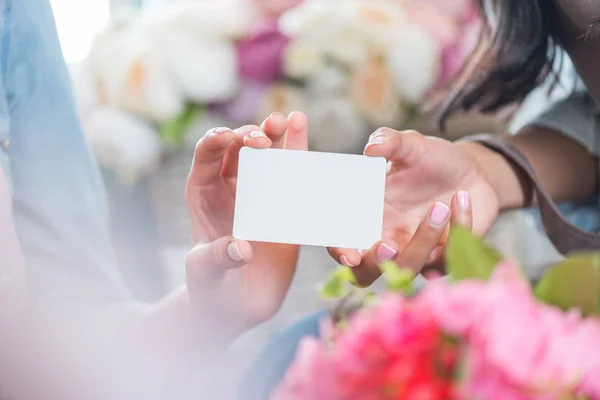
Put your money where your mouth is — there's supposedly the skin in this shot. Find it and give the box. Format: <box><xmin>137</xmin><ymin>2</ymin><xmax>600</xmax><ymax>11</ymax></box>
<box><xmin>330</xmin><ymin>0</ymin><xmax>600</xmax><ymax>285</ymax></box>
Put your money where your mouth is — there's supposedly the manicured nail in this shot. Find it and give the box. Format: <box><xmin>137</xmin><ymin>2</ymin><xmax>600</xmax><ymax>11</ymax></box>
<box><xmin>270</xmin><ymin>112</ymin><xmax>284</xmax><ymax>118</ymax></box>
<box><xmin>376</xmin><ymin>243</ymin><xmax>397</xmax><ymax>262</ymax></box>
<box><xmin>364</xmin><ymin>137</ymin><xmax>385</xmax><ymax>152</ymax></box>
<box><xmin>340</xmin><ymin>255</ymin><xmax>355</xmax><ymax>267</ymax></box>
<box><xmin>249</xmin><ymin>130</ymin><xmax>267</xmax><ymax>139</ymax></box>
<box><xmin>209</xmin><ymin>127</ymin><xmax>229</xmax><ymax>135</ymax></box>
<box><xmin>457</xmin><ymin>191</ymin><xmax>470</xmax><ymax>210</ymax></box>
<box><xmin>430</xmin><ymin>202</ymin><xmax>450</xmax><ymax>226</ymax></box>
<box><xmin>227</xmin><ymin>242</ymin><xmax>245</xmax><ymax>262</ymax></box>
<box><xmin>370</xmin><ymin>129</ymin><xmax>385</xmax><ymax>139</ymax></box>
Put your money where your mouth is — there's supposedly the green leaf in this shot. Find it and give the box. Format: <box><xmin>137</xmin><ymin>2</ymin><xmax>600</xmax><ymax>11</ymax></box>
<box><xmin>446</xmin><ymin>226</ymin><xmax>503</xmax><ymax>282</ymax></box>
<box><xmin>534</xmin><ymin>253</ymin><xmax>600</xmax><ymax>316</ymax></box>
<box><xmin>379</xmin><ymin>261</ymin><xmax>415</xmax><ymax>294</ymax></box>
<box><xmin>318</xmin><ymin>266</ymin><xmax>357</xmax><ymax>299</ymax></box>
<box><xmin>158</xmin><ymin>104</ymin><xmax>203</xmax><ymax>149</ymax></box>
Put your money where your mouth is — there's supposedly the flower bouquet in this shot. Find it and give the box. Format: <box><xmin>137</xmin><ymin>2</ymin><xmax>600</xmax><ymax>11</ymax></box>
<box><xmin>72</xmin><ymin>0</ymin><xmax>481</xmax><ymax>183</ymax></box>
<box><xmin>273</xmin><ymin>228</ymin><xmax>600</xmax><ymax>400</ymax></box>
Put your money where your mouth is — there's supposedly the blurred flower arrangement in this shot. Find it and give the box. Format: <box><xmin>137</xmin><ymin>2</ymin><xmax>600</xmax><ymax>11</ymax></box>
<box><xmin>273</xmin><ymin>228</ymin><xmax>600</xmax><ymax>400</ymax></box>
<box><xmin>72</xmin><ymin>0</ymin><xmax>481</xmax><ymax>183</ymax></box>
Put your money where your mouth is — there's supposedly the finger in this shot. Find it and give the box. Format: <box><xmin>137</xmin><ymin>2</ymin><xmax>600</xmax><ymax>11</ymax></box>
<box><xmin>260</xmin><ymin>112</ymin><xmax>288</xmax><ymax>148</ymax></box>
<box><xmin>349</xmin><ymin>240</ymin><xmax>402</xmax><ymax>286</ymax></box>
<box><xmin>452</xmin><ymin>190</ymin><xmax>473</xmax><ymax>230</ymax></box>
<box><xmin>188</xmin><ymin>127</ymin><xmax>237</xmax><ymax>186</ymax></box>
<box><xmin>422</xmin><ymin>192</ymin><xmax>473</xmax><ymax>276</ymax></box>
<box><xmin>363</xmin><ymin>128</ymin><xmax>425</xmax><ymax>168</ymax></box>
<box><xmin>394</xmin><ymin>201</ymin><xmax>451</xmax><ymax>275</ymax></box>
<box><xmin>327</xmin><ymin>247</ymin><xmax>362</xmax><ymax>268</ymax></box>
<box><xmin>284</xmin><ymin>111</ymin><xmax>308</xmax><ymax>151</ymax></box>
<box><xmin>186</xmin><ymin>237</ymin><xmax>252</xmax><ymax>291</ymax></box>
<box><xmin>221</xmin><ymin>125</ymin><xmax>271</xmax><ymax>177</ymax></box>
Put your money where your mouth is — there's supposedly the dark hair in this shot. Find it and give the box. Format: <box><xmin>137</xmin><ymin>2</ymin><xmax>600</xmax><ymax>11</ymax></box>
<box><xmin>439</xmin><ymin>0</ymin><xmax>560</xmax><ymax>125</ymax></box>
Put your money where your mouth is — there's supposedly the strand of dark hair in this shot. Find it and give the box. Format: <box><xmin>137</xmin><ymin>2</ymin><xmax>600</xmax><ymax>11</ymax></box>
<box><xmin>438</xmin><ymin>0</ymin><xmax>560</xmax><ymax>128</ymax></box>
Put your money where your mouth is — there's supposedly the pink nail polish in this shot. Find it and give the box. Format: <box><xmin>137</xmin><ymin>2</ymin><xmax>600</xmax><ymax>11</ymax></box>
<box><xmin>340</xmin><ymin>255</ymin><xmax>355</xmax><ymax>267</ymax></box>
<box><xmin>376</xmin><ymin>243</ymin><xmax>397</xmax><ymax>262</ymax></box>
<box><xmin>430</xmin><ymin>202</ymin><xmax>450</xmax><ymax>225</ymax></box>
<box><xmin>457</xmin><ymin>191</ymin><xmax>470</xmax><ymax>210</ymax></box>
<box><xmin>227</xmin><ymin>242</ymin><xmax>244</xmax><ymax>262</ymax></box>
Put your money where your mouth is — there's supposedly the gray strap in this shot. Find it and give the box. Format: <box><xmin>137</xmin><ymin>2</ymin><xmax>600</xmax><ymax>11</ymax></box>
<box><xmin>462</xmin><ymin>134</ymin><xmax>600</xmax><ymax>254</ymax></box>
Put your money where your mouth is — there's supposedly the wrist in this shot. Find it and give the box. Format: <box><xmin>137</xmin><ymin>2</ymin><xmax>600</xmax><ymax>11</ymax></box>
<box><xmin>457</xmin><ymin>140</ymin><xmax>532</xmax><ymax>211</ymax></box>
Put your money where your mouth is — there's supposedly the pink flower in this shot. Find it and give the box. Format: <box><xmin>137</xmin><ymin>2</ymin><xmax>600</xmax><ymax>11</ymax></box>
<box><xmin>236</xmin><ymin>20</ymin><xmax>290</xmax><ymax>84</ymax></box>
<box><xmin>440</xmin><ymin>18</ymin><xmax>482</xmax><ymax>83</ymax></box>
<box><xmin>271</xmin><ymin>337</ymin><xmax>340</xmax><ymax>400</ymax></box>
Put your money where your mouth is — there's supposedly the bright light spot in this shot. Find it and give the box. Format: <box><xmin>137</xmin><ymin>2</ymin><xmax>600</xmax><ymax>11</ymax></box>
<box><xmin>50</xmin><ymin>0</ymin><xmax>111</xmax><ymax>64</ymax></box>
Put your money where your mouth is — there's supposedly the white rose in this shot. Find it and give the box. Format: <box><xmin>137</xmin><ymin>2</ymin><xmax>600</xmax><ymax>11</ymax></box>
<box><xmin>255</xmin><ymin>83</ymin><xmax>307</xmax><ymax>124</ymax></box>
<box><xmin>156</xmin><ymin>30</ymin><xmax>238</xmax><ymax>104</ymax></box>
<box><xmin>306</xmin><ymin>96</ymin><xmax>369</xmax><ymax>154</ymax></box>
<box><xmin>386</xmin><ymin>24</ymin><xmax>440</xmax><ymax>104</ymax></box>
<box><xmin>283</xmin><ymin>40</ymin><xmax>325</xmax><ymax>79</ymax></box>
<box><xmin>349</xmin><ymin>58</ymin><xmax>405</xmax><ymax>126</ymax></box>
<box><xmin>90</xmin><ymin>28</ymin><xmax>184</xmax><ymax>122</ymax></box>
<box><xmin>87</xmin><ymin>107</ymin><xmax>162</xmax><ymax>182</ymax></box>
<box><xmin>307</xmin><ymin>64</ymin><xmax>349</xmax><ymax>96</ymax></box>
<box><xmin>141</xmin><ymin>0</ymin><xmax>257</xmax><ymax>40</ymax></box>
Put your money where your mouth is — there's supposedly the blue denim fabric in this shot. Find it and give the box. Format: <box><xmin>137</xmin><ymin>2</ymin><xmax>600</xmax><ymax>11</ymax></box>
<box><xmin>238</xmin><ymin>311</ymin><xmax>327</xmax><ymax>400</ymax></box>
<box><xmin>0</xmin><ymin>0</ymin><xmax>134</xmax><ymax>312</ymax></box>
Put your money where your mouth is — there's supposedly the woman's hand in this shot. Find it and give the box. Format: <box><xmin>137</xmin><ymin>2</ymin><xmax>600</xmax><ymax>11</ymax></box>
<box><xmin>184</xmin><ymin>112</ymin><xmax>308</xmax><ymax>331</ymax></box>
<box><xmin>329</xmin><ymin>128</ymin><xmax>500</xmax><ymax>286</ymax></box>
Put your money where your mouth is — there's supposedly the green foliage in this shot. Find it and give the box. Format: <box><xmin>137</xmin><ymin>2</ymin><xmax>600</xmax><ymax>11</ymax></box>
<box><xmin>379</xmin><ymin>261</ymin><xmax>415</xmax><ymax>295</ymax></box>
<box><xmin>318</xmin><ymin>266</ymin><xmax>357</xmax><ymax>300</ymax></box>
<box><xmin>158</xmin><ymin>104</ymin><xmax>203</xmax><ymax>148</ymax></box>
<box><xmin>446</xmin><ymin>226</ymin><xmax>503</xmax><ymax>282</ymax></box>
<box><xmin>534</xmin><ymin>253</ymin><xmax>600</xmax><ymax>316</ymax></box>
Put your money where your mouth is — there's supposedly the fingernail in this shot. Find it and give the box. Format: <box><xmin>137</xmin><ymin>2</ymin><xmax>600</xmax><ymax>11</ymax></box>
<box><xmin>227</xmin><ymin>242</ymin><xmax>245</xmax><ymax>262</ymax></box>
<box><xmin>209</xmin><ymin>127</ymin><xmax>229</xmax><ymax>135</ymax></box>
<box><xmin>457</xmin><ymin>191</ymin><xmax>470</xmax><ymax>210</ymax></box>
<box><xmin>370</xmin><ymin>128</ymin><xmax>385</xmax><ymax>139</ymax></box>
<box><xmin>249</xmin><ymin>130</ymin><xmax>267</xmax><ymax>139</ymax></box>
<box><xmin>430</xmin><ymin>202</ymin><xmax>450</xmax><ymax>226</ymax></box>
<box><xmin>364</xmin><ymin>137</ymin><xmax>385</xmax><ymax>152</ymax></box>
<box><xmin>340</xmin><ymin>255</ymin><xmax>355</xmax><ymax>267</ymax></box>
<box><xmin>270</xmin><ymin>112</ymin><xmax>284</xmax><ymax>118</ymax></box>
<box><xmin>376</xmin><ymin>243</ymin><xmax>397</xmax><ymax>262</ymax></box>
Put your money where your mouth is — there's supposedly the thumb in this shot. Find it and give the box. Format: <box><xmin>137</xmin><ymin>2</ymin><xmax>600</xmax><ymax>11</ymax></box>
<box><xmin>363</xmin><ymin>128</ymin><xmax>425</xmax><ymax>167</ymax></box>
<box><xmin>186</xmin><ymin>237</ymin><xmax>252</xmax><ymax>291</ymax></box>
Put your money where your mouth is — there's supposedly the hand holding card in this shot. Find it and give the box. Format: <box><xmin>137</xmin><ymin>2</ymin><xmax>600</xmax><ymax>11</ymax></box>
<box><xmin>233</xmin><ymin>147</ymin><xmax>386</xmax><ymax>249</ymax></box>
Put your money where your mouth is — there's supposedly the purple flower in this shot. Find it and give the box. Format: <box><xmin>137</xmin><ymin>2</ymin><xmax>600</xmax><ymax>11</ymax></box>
<box><xmin>236</xmin><ymin>20</ymin><xmax>290</xmax><ymax>84</ymax></box>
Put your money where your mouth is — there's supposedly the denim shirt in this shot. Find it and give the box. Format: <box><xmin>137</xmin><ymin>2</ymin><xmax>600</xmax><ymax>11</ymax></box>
<box><xmin>0</xmin><ymin>0</ymin><xmax>136</xmax><ymax>317</ymax></box>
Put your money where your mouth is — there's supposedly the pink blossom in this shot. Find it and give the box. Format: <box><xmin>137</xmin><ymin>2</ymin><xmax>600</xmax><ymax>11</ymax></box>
<box><xmin>236</xmin><ymin>20</ymin><xmax>290</xmax><ymax>84</ymax></box>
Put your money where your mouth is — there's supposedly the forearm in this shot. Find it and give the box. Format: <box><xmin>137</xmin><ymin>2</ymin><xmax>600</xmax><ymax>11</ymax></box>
<box><xmin>459</xmin><ymin>126</ymin><xmax>598</xmax><ymax>210</ymax></box>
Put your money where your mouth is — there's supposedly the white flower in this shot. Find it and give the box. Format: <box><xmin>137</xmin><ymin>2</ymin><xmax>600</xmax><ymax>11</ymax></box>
<box><xmin>155</xmin><ymin>30</ymin><xmax>239</xmax><ymax>104</ymax></box>
<box><xmin>386</xmin><ymin>24</ymin><xmax>441</xmax><ymax>104</ymax></box>
<box><xmin>89</xmin><ymin>28</ymin><xmax>185</xmax><ymax>122</ymax></box>
<box><xmin>255</xmin><ymin>83</ymin><xmax>307</xmax><ymax>124</ymax></box>
<box><xmin>350</xmin><ymin>58</ymin><xmax>405</xmax><ymax>126</ymax></box>
<box><xmin>306</xmin><ymin>96</ymin><xmax>369</xmax><ymax>154</ymax></box>
<box><xmin>283</xmin><ymin>40</ymin><xmax>325</xmax><ymax>79</ymax></box>
<box><xmin>86</xmin><ymin>107</ymin><xmax>162</xmax><ymax>181</ymax></box>
<box><xmin>307</xmin><ymin>64</ymin><xmax>349</xmax><ymax>96</ymax></box>
<box><xmin>140</xmin><ymin>0</ymin><xmax>257</xmax><ymax>40</ymax></box>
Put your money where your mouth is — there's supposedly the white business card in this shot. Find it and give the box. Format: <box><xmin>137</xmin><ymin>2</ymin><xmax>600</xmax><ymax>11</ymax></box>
<box><xmin>233</xmin><ymin>147</ymin><xmax>386</xmax><ymax>249</ymax></box>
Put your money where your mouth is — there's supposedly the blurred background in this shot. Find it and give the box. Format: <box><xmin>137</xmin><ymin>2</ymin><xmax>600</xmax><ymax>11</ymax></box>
<box><xmin>52</xmin><ymin>0</ymin><xmax>585</xmax><ymax>396</ymax></box>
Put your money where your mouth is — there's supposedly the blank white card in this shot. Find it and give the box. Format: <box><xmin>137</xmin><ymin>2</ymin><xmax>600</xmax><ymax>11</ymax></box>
<box><xmin>233</xmin><ymin>147</ymin><xmax>386</xmax><ymax>249</ymax></box>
